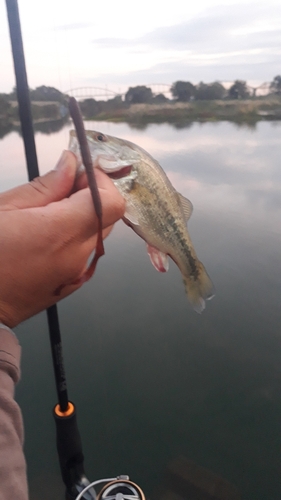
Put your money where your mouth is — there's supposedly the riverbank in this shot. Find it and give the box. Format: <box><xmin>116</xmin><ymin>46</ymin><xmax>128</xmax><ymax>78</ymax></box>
<box><xmin>90</xmin><ymin>96</ymin><xmax>281</xmax><ymax>125</ymax></box>
<box><xmin>1</xmin><ymin>96</ymin><xmax>281</xmax><ymax>138</ymax></box>
<box><xmin>0</xmin><ymin>100</ymin><xmax>67</xmax><ymax>124</ymax></box>
<box><xmin>0</xmin><ymin>100</ymin><xmax>69</xmax><ymax>138</ymax></box>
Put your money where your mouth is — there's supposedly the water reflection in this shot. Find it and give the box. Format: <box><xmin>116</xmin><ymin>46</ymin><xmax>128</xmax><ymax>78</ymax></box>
<box><xmin>152</xmin><ymin>456</ymin><xmax>241</xmax><ymax>499</ymax></box>
<box><xmin>33</xmin><ymin>116</ymin><xmax>70</xmax><ymax>134</ymax></box>
<box><xmin>0</xmin><ymin>121</ymin><xmax>280</xmax><ymax>500</ymax></box>
<box><xmin>0</xmin><ymin>116</ymin><xmax>69</xmax><ymax>140</ymax></box>
<box><xmin>0</xmin><ymin>121</ymin><xmax>14</xmax><ymax>139</ymax></box>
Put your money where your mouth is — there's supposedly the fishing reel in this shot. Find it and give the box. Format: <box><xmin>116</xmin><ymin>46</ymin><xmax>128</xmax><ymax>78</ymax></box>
<box><xmin>69</xmin><ymin>475</ymin><xmax>145</xmax><ymax>500</ymax></box>
<box><xmin>53</xmin><ymin>402</ymin><xmax>145</xmax><ymax>500</ymax></box>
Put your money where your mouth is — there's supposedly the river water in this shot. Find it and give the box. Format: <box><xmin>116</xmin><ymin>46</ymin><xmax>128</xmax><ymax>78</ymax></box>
<box><xmin>1</xmin><ymin>120</ymin><xmax>281</xmax><ymax>499</ymax></box>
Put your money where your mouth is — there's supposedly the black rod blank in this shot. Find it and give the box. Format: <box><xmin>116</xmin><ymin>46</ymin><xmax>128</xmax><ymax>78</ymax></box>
<box><xmin>47</xmin><ymin>305</ymin><xmax>69</xmax><ymax>411</ymax></box>
<box><xmin>5</xmin><ymin>0</ymin><xmax>39</xmax><ymax>180</ymax></box>
<box><xmin>5</xmin><ymin>0</ymin><xmax>69</xmax><ymax>411</ymax></box>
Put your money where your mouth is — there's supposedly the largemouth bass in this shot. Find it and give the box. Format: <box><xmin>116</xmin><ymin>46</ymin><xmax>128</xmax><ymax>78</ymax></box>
<box><xmin>69</xmin><ymin>130</ymin><xmax>214</xmax><ymax>312</ymax></box>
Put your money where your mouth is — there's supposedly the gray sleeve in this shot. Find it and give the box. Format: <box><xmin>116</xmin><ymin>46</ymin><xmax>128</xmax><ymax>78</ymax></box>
<box><xmin>0</xmin><ymin>327</ymin><xmax>28</xmax><ymax>500</ymax></box>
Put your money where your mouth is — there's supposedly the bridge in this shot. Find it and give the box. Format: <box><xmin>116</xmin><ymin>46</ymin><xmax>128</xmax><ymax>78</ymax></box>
<box><xmin>65</xmin><ymin>82</ymin><xmax>271</xmax><ymax>101</ymax></box>
<box><xmin>64</xmin><ymin>87</ymin><xmax>121</xmax><ymax>100</ymax></box>
<box><xmin>248</xmin><ymin>82</ymin><xmax>271</xmax><ymax>96</ymax></box>
<box><xmin>218</xmin><ymin>81</ymin><xmax>271</xmax><ymax>96</ymax></box>
<box><xmin>64</xmin><ymin>84</ymin><xmax>172</xmax><ymax>100</ymax></box>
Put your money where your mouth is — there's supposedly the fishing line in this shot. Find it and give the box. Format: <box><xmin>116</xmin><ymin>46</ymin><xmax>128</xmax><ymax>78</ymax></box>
<box><xmin>51</xmin><ymin>0</ymin><xmax>79</xmax><ymax>149</ymax></box>
<box><xmin>52</xmin><ymin>17</ymin><xmax>63</xmax><ymax>100</ymax></box>
<box><xmin>51</xmin><ymin>16</ymin><xmax>70</xmax><ymax>145</ymax></box>
<box><xmin>75</xmin><ymin>478</ymin><xmax>115</xmax><ymax>500</ymax></box>
<box><xmin>59</xmin><ymin>0</ymin><xmax>74</xmax><ymax>94</ymax></box>
<box><xmin>65</xmin><ymin>27</ymin><xmax>74</xmax><ymax>94</ymax></box>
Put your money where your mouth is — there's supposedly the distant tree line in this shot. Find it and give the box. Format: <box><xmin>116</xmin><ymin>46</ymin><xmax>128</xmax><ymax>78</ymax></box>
<box><xmin>270</xmin><ymin>75</ymin><xmax>281</xmax><ymax>94</ymax></box>
<box><xmin>3</xmin><ymin>85</ymin><xmax>67</xmax><ymax>103</ymax></box>
<box><xmin>1</xmin><ymin>76</ymin><xmax>281</xmax><ymax>122</ymax></box>
<box><xmin>0</xmin><ymin>95</ymin><xmax>11</xmax><ymax>116</ymax></box>
<box><xmin>79</xmin><ymin>96</ymin><xmax>124</xmax><ymax>118</ymax></box>
<box><xmin>170</xmin><ymin>80</ymin><xmax>249</xmax><ymax>101</ymax></box>
<box><xmin>122</xmin><ymin>85</ymin><xmax>167</xmax><ymax>104</ymax></box>
<box><xmin>77</xmin><ymin>76</ymin><xmax>280</xmax><ymax>117</ymax></box>
<box><xmin>126</xmin><ymin>76</ymin><xmax>281</xmax><ymax>103</ymax></box>
<box><xmin>0</xmin><ymin>85</ymin><xmax>68</xmax><ymax>122</ymax></box>
<box><xmin>0</xmin><ymin>85</ymin><xmax>68</xmax><ymax>118</ymax></box>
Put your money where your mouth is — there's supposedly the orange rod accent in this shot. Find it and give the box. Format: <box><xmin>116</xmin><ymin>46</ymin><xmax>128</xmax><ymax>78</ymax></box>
<box><xmin>54</xmin><ymin>402</ymin><xmax>75</xmax><ymax>417</ymax></box>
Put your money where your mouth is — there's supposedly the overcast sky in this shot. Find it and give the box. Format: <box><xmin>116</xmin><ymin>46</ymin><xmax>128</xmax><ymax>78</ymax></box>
<box><xmin>1</xmin><ymin>0</ymin><xmax>280</xmax><ymax>94</ymax></box>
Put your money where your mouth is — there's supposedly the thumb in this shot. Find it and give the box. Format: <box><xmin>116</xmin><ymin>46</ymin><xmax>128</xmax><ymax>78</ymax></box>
<box><xmin>0</xmin><ymin>151</ymin><xmax>78</xmax><ymax>210</ymax></box>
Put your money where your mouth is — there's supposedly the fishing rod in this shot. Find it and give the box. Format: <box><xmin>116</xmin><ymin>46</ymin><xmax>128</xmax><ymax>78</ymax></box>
<box><xmin>5</xmin><ymin>1</ymin><xmax>93</xmax><ymax>498</ymax></box>
<box><xmin>5</xmin><ymin>1</ymin><xmax>146</xmax><ymax>499</ymax></box>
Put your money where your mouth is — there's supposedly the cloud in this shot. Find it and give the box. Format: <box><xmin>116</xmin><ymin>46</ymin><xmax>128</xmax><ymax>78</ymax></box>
<box><xmin>92</xmin><ymin>3</ymin><xmax>281</xmax><ymax>53</ymax></box>
<box><xmin>86</xmin><ymin>53</ymin><xmax>280</xmax><ymax>86</ymax></box>
<box><xmin>88</xmin><ymin>3</ymin><xmax>281</xmax><ymax>82</ymax></box>
<box><xmin>138</xmin><ymin>7</ymin><xmax>250</xmax><ymax>51</ymax></box>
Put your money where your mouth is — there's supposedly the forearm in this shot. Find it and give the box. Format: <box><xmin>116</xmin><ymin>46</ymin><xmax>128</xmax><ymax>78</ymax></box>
<box><xmin>0</xmin><ymin>326</ymin><xmax>28</xmax><ymax>500</ymax></box>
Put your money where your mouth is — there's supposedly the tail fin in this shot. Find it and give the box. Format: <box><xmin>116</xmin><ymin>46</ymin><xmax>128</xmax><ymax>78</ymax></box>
<box><xmin>183</xmin><ymin>261</ymin><xmax>215</xmax><ymax>313</ymax></box>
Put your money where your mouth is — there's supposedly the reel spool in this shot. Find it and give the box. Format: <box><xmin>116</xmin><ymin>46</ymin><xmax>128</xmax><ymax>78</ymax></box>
<box><xmin>97</xmin><ymin>479</ymin><xmax>145</xmax><ymax>500</ymax></box>
<box><xmin>75</xmin><ymin>476</ymin><xmax>145</xmax><ymax>500</ymax></box>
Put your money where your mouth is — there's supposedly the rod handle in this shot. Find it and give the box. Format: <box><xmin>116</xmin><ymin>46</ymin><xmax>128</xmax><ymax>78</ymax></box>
<box><xmin>53</xmin><ymin>402</ymin><xmax>85</xmax><ymax>492</ymax></box>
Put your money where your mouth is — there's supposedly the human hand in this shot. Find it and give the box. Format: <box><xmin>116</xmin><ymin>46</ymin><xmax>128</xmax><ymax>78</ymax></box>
<box><xmin>0</xmin><ymin>151</ymin><xmax>125</xmax><ymax>328</ymax></box>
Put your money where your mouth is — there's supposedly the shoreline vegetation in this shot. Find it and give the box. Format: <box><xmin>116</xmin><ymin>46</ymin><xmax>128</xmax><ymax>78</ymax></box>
<box><xmin>1</xmin><ymin>79</ymin><xmax>281</xmax><ymax>137</ymax></box>
<box><xmin>88</xmin><ymin>96</ymin><xmax>281</xmax><ymax>125</ymax></box>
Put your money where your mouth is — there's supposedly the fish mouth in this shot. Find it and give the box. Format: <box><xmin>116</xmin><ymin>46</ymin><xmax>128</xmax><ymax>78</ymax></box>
<box><xmin>107</xmin><ymin>165</ymin><xmax>132</xmax><ymax>179</ymax></box>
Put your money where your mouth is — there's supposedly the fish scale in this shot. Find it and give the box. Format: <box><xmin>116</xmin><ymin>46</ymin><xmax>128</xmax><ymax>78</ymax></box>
<box><xmin>69</xmin><ymin>130</ymin><xmax>215</xmax><ymax>313</ymax></box>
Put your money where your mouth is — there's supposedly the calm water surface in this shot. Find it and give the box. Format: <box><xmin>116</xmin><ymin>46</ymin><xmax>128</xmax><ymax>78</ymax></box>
<box><xmin>1</xmin><ymin>121</ymin><xmax>281</xmax><ymax>499</ymax></box>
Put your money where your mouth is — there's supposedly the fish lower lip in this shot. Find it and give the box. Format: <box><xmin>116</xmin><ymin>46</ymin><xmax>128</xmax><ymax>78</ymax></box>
<box><xmin>107</xmin><ymin>165</ymin><xmax>132</xmax><ymax>179</ymax></box>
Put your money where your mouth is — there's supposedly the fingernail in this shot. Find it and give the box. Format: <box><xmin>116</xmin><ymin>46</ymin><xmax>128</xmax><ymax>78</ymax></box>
<box><xmin>54</xmin><ymin>150</ymin><xmax>69</xmax><ymax>171</ymax></box>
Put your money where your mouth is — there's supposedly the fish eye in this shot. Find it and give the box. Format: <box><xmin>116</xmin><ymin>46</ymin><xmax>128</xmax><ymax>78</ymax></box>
<box><xmin>97</xmin><ymin>133</ymin><xmax>105</xmax><ymax>142</ymax></box>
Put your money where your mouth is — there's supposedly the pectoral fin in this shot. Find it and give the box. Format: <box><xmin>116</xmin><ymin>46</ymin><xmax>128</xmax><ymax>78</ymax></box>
<box><xmin>124</xmin><ymin>200</ymin><xmax>140</xmax><ymax>226</ymax></box>
<box><xmin>146</xmin><ymin>244</ymin><xmax>169</xmax><ymax>273</ymax></box>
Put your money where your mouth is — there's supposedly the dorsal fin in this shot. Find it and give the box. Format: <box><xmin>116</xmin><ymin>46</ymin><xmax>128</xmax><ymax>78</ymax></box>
<box><xmin>177</xmin><ymin>193</ymin><xmax>193</xmax><ymax>221</ymax></box>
